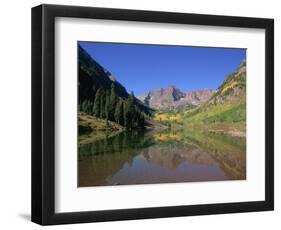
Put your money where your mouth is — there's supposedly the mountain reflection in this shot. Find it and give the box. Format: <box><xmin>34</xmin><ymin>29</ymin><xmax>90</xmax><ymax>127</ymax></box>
<box><xmin>78</xmin><ymin>129</ymin><xmax>246</xmax><ymax>187</ymax></box>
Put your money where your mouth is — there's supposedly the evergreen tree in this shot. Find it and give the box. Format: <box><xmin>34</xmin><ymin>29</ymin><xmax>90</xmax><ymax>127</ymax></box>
<box><xmin>139</xmin><ymin>113</ymin><xmax>145</xmax><ymax>129</ymax></box>
<box><xmin>91</xmin><ymin>102</ymin><xmax>95</xmax><ymax>116</ymax></box>
<box><xmin>114</xmin><ymin>98</ymin><xmax>124</xmax><ymax>125</ymax></box>
<box><xmin>119</xmin><ymin>100</ymin><xmax>124</xmax><ymax>126</ymax></box>
<box><xmin>124</xmin><ymin>91</ymin><xmax>136</xmax><ymax>130</ymax></box>
<box><xmin>87</xmin><ymin>101</ymin><xmax>92</xmax><ymax>114</ymax></box>
<box><xmin>134</xmin><ymin>109</ymin><xmax>140</xmax><ymax>128</ymax></box>
<box><xmin>93</xmin><ymin>88</ymin><xmax>102</xmax><ymax>117</ymax></box>
<box><xmin>123</xmin><ymin>102</ymin><xmax>127</xmax><ymax>128</ymax></box>
<box><xmin>100</xmin><ymin>89</ymin><xmax>106</xmax><ymax>118</ymax></box>
<box><xmin>105</xmin><ymin>90</ymin><xmax>110</xmax><ymax>120</ymax></box>
<box><xmin>123</xmin><ymin>101</ymin><xmax>130</xmax><ymax>130</ymax></box>
<box><xmin>109</xmin><ymin>84</ymin><xmax>118</xmax><ymax>121</ymax></box>
<box><xmin>81</xmin><ymin>100</ymin><xmax>88</xmax><ymax>113</ymax></box>
<box><xmin>129</xmin><ymin>91</ymin><xmax>135</xmax><ymax>103</ymax></box>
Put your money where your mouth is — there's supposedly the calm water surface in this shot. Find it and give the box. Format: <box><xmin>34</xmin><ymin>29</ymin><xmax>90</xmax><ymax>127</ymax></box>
<box><xmin>78</xmin><ymin>129</ymin><xmax>246</xmax><ymax>187</ymax></box>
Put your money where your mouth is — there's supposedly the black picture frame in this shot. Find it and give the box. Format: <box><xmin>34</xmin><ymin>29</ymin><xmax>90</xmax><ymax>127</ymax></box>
<box><xmin>31</xmin><ymin>4</ymin><xmax>274</xmax><ymax>225</ymax></box>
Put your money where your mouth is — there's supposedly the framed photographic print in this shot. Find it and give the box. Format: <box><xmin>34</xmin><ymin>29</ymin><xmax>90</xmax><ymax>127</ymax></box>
<box><xmin>31</xmin><ymin>4</ymin><xmax>274</xmax><ymax>225</ymax></box>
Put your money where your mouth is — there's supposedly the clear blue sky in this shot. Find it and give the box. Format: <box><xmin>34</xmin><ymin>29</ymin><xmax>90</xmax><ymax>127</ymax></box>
<box><xmin>79</xmin><ymin>41</ymin><xmax>246</xmax><ymax>96</ymax></box>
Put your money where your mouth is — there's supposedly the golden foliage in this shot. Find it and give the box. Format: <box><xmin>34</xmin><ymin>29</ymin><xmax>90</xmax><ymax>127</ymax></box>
<box><xmin>154</xmin><ymin>132</ymin><xmax>183</xmax><ymax>142</ymax></box>
<box><xmin>221</xmin><ymin>81</ymin><xmax>240</xmax><ymax>95</ymax></box>
<box><xmin>154</xmin><ymin>113</ymin><xmax>183</xmax><ymax>122</ymax></box>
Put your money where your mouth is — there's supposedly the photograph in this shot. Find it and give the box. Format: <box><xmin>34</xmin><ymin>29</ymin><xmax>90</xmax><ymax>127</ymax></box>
<box><xmin>30</xmin><ymin>3</ymin><xmax>274</xmax><ymax>225</ymax></box>
<box><xmin>78</xmin><ymin>42</ymin><xmax>247</xmax><ymax>187</ymax></box>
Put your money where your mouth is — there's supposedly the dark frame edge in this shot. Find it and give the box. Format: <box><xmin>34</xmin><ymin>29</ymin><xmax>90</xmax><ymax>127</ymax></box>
<box><xmin>31</xmin><ymin>5</ymin><xmax>43</xmax><ymax>225</ymax></box>
<box><xmin>31</xmin><ymin>4</ymin><xmax>57</xmax><ymax>225</ymax></box>
<box><xmin>265</xmin><ymin>19</ymin><xmax>274</xmax><ymax>211</ymax></box>
<box><xmin>45</xmin><ymin>200</ymin><xmax>272</xmax><ymax>225</ymax></box>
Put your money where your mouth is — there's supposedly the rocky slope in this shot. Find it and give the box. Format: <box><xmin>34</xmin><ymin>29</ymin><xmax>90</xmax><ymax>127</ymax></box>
<box><xmin>208</xmin><ymin>60</ymin><xmax>246</xmax><ymax>105</ymax></box>
<box><xmin>138</xmin><ymin>86</ymin><xmax>214</xmax><ymax>110</ymax></box>
<box><xmin>78</xmin><ymin>45</ymin><xmax>153</xmax><ymax>115</ymax></box>
<box><xmin>175</xmin><ymin>89</ymin><xmax>215</xmax><ymax>107</ymax></box>
<box><xmin>79</xmin><ymin>45</ymin><xmax>128</xmax><ymax>103</ymax></box>
<box><xmin>184</xmin><ymin>60</ymin><xmax>246</xmax><ymax>129</ymax></box>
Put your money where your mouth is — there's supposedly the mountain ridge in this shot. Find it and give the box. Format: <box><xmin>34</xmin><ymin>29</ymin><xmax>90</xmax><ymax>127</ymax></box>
<box><xmin>183</xmin><ymin>60</ymin><xmax>246</xmax><ymax>127</ymax></box>
<box><xmin>78</xmin><ymin>45</ymin><xmax>153</xmax><ymax>115</ymax></box>
<box><xmin>138</xmin><ymin>87</ymin><xmax>215</xmax><ymax>110</ymax></box>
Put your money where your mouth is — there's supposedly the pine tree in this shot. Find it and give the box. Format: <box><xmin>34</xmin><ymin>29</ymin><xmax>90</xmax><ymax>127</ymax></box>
<box><xmin>124</xmin><ymin>101</ymin><xmax>130</xmax><ymax>130</ymax></box>
<box><xmin>93</xmin><ymin>88</ymin><xmax>102</xmax><ymax>117</ymax></box>
<box><xmin>119</xmin><ymin>100</ymin><xmax>124</xmax><ymax>126</ymax></box>
<box><xmin>109</xmin><ymin>84</ymin><xmax>118</xmax><ymax>121</ymax></box>
<box><xmin>129</xmin><ymin>92</ymin><xmax>136</xmax><ymax>128</ymax></box>
<box><xmin>123</xmin><ymin>102</ymin><xmax>127</xmax><ymax>128</ymax></box>
<box><xmin>134</xmin><ymin>109</ymin><xmax>140</xmax><ymax>129</ymax></box>
<box><xmin>100</xmin><ymin>89</ymin><xmax>106</xmax><ymax>118</ymax></box>
<box><xmin>105</xmin><ymin>90</ymin><xmax>110</xmax><ymax>120</ymax></box>
<box><xmin>91</xmin><ymin>102</ymin><xmax>95</xmax><ymax>116</ymax></box>
<box><xmin>81</xmin><ymin>100</ymin><xmax>88</xmax><ymax>113</ymax></box>
<box><xmin>129</xmin><ymin>91</ymin><xmax>135</xmax><ymax>103</ymax></box>
<box><xmin>87</xmin><ymin>101</ymin><xmax>92</xmax><ymax>114</ymax></box>
<box><xmin>139</xmin><ymin>113</ymin><xmax>145</xmax><ymax>129</ymax></box>
<box><xmin>114</xmin><ymin>98</ymin><xmax>124</xmax><ymax>125</ymax></box>
<box><xmin>124</xmin><ymin>91</ymin><xmax>136</xmax><ymax>130</ymax></box>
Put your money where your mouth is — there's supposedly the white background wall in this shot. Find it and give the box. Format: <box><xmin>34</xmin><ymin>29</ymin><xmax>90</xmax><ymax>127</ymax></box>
<box><xmin>0</xmin><ymin>0</ymin><xmax>279</xmax><ymax>229</ymax></box>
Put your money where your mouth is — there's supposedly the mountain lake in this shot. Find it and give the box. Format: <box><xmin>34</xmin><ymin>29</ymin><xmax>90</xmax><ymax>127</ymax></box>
<box><xmin>78</xmin><ymin>129</ymin><xmax>246</xmax><ymax>187</ymax></box>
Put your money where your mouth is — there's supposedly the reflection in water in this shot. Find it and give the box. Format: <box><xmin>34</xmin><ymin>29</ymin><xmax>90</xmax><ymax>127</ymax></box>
<box><xmin>78</xmin><ymin>130</ymin><xmax>246</xmax><ymax>187</ymax></box>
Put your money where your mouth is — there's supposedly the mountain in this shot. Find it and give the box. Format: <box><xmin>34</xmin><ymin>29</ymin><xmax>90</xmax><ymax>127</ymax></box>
<box><xmin>208</xmin><ymin>60</ymin><xmax>246</xmax><ymax>105</ymax></box>
<box><xmin>138</xmin><ymin>86</ymin><xmax>214</xmax><ymax>110</ymax></box>
<box><xmin>138</xmin><ymin>86</ymin><xmax>184</xmax><ymax>109</ymax></box>
<box><xmin>79</xmin><ymin>45</ymin><xmax>128</xmax><ymax>103</ymax></box>
<box><xmin>184</xmin><ymin>60</ymin><xmax>246</xmax><ymax>126</ymax></box>
<box><xmin>78</xmin><ymin>45</ymin><xmax>152</xmax><ymax>115</ymax></box>
<box><xmin>174</xmin><ymin>89</ymin><xmax>215</xmax><ymax>107</ymax></box>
